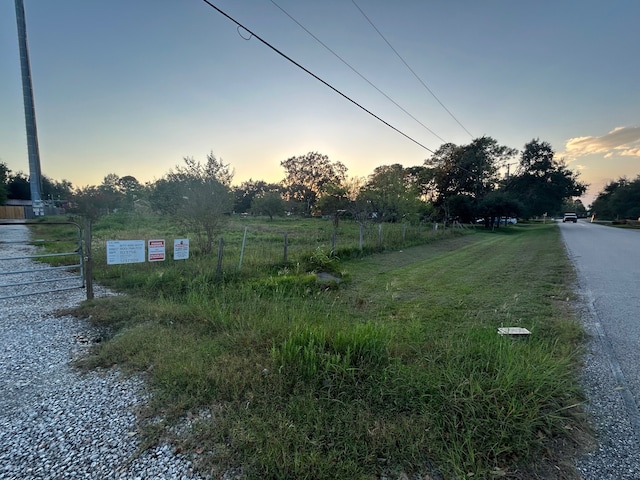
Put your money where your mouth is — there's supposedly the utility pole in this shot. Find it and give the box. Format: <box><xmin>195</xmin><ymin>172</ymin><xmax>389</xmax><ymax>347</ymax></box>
<box><xmin>15</xmin><ymin>0</ymin><xmax>44</xmax><ymax>217</ymax></box>
<box><xmin>505</xmin><ymin>163</ymin><xmax>516</xmax><ymax>180</ymax></box>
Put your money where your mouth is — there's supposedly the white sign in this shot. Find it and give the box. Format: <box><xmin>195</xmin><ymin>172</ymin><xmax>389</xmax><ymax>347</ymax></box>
<box><xmin>148</xmin><ymin>239</ymin><xmax>166</xmax><ymax>262</ymax></box>
<box><xmin>173</xmin><ymin>238</ymin><xmax>190</xmax><ymax>260</ymax></box>
<box><xmin>106</xmin><ymin>240</ymin><xmax>145</xmax><ymax>265</ymax></box>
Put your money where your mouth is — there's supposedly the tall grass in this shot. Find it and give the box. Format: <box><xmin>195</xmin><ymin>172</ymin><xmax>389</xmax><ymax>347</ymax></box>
<box><xmin>65</xmin><ymin>218</ymin><xmax>588</xmax><ymax>479</ymax></box>
<box><xmin>83</xmin><ymin>213</ymin><xmax>454</xmax><ymax>281</ymax></box>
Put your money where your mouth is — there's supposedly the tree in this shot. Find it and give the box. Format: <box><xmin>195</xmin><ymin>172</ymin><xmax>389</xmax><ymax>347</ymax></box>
<box><xmin>590</xmin><ymin>179</ymin><xmax>625</xmax><ymax>219</ymax></box>
<box><xmin>478</xmin><ymin>191</ymin><xmax>523</xmax><ymax>228</ymax></box>
<box><xmin>315</xmin><ymin>184</ymin><xmax>352</xmax><ymax>226</ymax></box>
<box><xmin>96</xmin><ymin>173</ymin><xmax>126</xmax><ymax>213</ymax></box>
<box><xmin>7</xmin><ymin>171</ymin><xmax>31</xmax><ymax>200</ymax></box>
<box><xmin>280</xmin><ymin>152</ymin><xmax>347</xmax><ymax>215</ymax></box>
<box><xmin>68</xmin><ymin>174</ymin><xmax>135</xmax><ymax>220</ymax></box>
<box><xmin>357</xmin><ymin>164</ymin><xmax>425</xmax><ymax>223</ymax></box>
<box><xmin>151</xmin><ymin>153</ymin><xmax>234</xmax><ymax>254</ymax></box>
<box><xmin>233</xmin><ymin>180</ymin><xmax>281</xmax><ymax>214</ymax></box>
<box><xmin>608</xmin><ymin>176</ymin><xmax>640</xmax><ymax>220</ymax></box>
<box><xmin>71</xmin><ymin>185</ymin><xmax>114</xmax><ymax>221</ymax></box>
<box><xmin>445</xmin><ymin>194</ymin><xmax>476</xmax><ymax>223</ymax></box>
<box><xmin>356</xmin><ymin>163</ymin><xmax>426</xmax><ymax>222</ymax></box>
<box><xmin>117</xmin><ymin>175</ymin><xmax>143</xmax><ymax>210</ymax></box>
<box><xmin>342</xmin><ymin>175</ymin><xmax>365</xmax><ymax>201</ymax></box>
<box><xmin>561</xmin><ymin>198</ymin><xmax>588</xmax><ymax>218</ymax></box>
<box><xmin>590</xmin><ymin>176</ymin><xmax>640</xmax><ymax>220</ymax></box>
<box><xmin>424</xmin><ymin>137</ymin><xmax>517</xmax><ymax>220</ymax></box>
<box><xmin>507</xmin><ymin>139</ymin><xmax>587</xmax><ymax>218</ymax></box>
<box><xmin>42</xmin><ymin>176</ymin><xmax>73</xmax><ymax>203</ymax></box>
<box><xmin>251</xmin><ymin>191</ymin><xmax>286</xmax><ymax>220</ymax></box>
<box><xmin>0</xmin><ymin>162</ymin><xmax>10</xmax><ymax>205</ymax></box>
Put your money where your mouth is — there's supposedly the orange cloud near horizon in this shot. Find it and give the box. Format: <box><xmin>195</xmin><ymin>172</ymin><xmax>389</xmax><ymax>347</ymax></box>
<box><xmin>564</xmin><ymin>126</ymin><xmax>640</xmax><ymax>158</ymax></box>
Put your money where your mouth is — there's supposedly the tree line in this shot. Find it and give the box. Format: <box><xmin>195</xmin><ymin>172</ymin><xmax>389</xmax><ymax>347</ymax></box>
<box><xmin>589</xmin><ymin>176</ymin><xmax>640</xmax><ymax>221</ymax></box>
<box><xmin>2</xmin><ymin>135</ymin><xmax>592</xmax><ymax>250</ymax></box>
<box><xmin>0</xmin><ymin>162</ymin><xmax>73</xmax><ymax>206</ymax></box>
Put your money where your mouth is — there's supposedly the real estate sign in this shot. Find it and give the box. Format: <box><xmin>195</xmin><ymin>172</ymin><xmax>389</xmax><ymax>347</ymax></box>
<box><xmin>106</xmin><ymin>240</ymin><xmax>145</xmax><ymax>265</ymax></box>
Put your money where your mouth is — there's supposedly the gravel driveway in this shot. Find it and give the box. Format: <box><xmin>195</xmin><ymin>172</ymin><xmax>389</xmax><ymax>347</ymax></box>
<box><xmin>0</xmin><ymin>224</ymin><xmax>207</xmax><ymax>480</ymax></box>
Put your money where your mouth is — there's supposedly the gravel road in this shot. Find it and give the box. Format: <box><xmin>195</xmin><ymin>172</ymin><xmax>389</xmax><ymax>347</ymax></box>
<box><xmin>0</xmin><ymin>224</ymin><xmax>208</xmax><ymax>480</ymax></box>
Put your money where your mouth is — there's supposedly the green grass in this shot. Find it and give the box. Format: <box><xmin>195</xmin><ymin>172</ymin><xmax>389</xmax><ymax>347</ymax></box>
<box><xmin>23</xmin><ymin>219</ymin><xmax>84</xmax><ymax>268</ymax></box>
<box><xmin>81</xmin><ymin>213</ymin><xmax>453</xmax><ymax>278</ymax></box>
<box><xmin>59</xmin><ymin>217</ymin><xmax>589</xmax><ymax>479</ymax></box>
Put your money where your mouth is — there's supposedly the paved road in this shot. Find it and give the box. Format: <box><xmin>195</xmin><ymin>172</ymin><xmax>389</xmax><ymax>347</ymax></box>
<box><xmin>560</xmin><ymin>220</ymin><xmax>640</xmax><ymax>479</ymax></box>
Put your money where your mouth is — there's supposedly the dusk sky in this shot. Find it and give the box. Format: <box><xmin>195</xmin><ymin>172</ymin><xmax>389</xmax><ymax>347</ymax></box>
<box><xmin>1</xmin><ymin>1</ymin><xmax>639</xmax><ymax>206</ymax></box>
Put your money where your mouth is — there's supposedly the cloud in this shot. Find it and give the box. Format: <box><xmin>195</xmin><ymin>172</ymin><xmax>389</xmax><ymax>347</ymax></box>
<box><xmin>564</xmin><ymin>126</ymin><xmax>640</xmax><ymax>159</ymax></box>
<box><xmin>619</xmin><ymin>147</ymin><xmax>640</xmax><ymax>157</ymax></box>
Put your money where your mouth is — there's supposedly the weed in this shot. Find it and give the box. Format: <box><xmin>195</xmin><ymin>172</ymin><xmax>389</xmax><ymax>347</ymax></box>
<box><xmin>302</xmin><ymin>246</ymin><xmax>340</xmax><ymax>273</ymax></box>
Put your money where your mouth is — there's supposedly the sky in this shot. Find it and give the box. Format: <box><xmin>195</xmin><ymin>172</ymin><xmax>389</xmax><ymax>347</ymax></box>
<box><xmin>1</xmin><ymin>0</ymin><xmax>639</xmax><ymax>206</ymax></box>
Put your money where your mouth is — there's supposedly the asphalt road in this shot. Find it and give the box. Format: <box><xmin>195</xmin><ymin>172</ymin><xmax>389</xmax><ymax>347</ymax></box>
<box><xmin>560</xmin><ymin>220</ymin><xmax>640</xmax><ymax>479</ymax></box>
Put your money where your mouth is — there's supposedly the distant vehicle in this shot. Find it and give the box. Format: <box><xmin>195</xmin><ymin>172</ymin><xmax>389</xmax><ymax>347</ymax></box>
<box><xmin>562</xmin><ymin>212</ymin><xmax>578</xmax><ymax>223</ymax></box>
<box><xmin>475</xmin><ymin>217</ymin><xmax>517</xmax><ymax>225</ymax></box>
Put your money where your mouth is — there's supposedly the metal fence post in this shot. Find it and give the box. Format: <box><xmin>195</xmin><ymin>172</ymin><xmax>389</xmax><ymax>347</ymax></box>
<box><xmin>283</xmin><ymin>232</ymin><xmax>288</xmax><ymax>264</ymax></box>
<box><xmin>216</xmin><ymin>237</ymin><xmax>224</xmax><ymax>279</ymax></box>
<box><xmin>238</xmin><ymin>226</ymin><xmax>247</xmax><ymax>271</ymax></box>
<box><xmin>331</xmin><ymin>228</ymin><xmax>337</xmax><ymax>255</ymax></box>
<box><xmin>84</xmin><ymin>218</ymin><xmax>94</xmax><ymax>300</ymax></box>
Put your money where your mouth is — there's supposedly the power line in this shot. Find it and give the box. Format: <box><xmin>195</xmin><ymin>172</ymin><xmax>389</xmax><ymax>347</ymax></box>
<box><xmin>351</xmin><ymin>0</ymin><xmax>475</xmax><ymax>139</ymax></box>
<box><xmin>199</xmin><ymin>0</ymin><xmax>435</xmax><ymax>154</ymax></box>
<box><xmin>268</xmin><ymin>0</ymin><xmax>446</xmax><ymax>143</ymax></box>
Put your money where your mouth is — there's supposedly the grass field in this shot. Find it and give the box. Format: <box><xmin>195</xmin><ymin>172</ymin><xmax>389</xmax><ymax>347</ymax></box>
<box><xmin>46</xmin><ymin>214</ymin><xmax>590</xmax><ymax>479</ymax></box>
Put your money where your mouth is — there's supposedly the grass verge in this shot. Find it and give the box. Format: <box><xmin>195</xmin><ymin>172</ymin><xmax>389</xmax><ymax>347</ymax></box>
<box><xmin>67</xmin><ymin>221</ymin><xmax>590</xmax><ymax>479</ymax></box>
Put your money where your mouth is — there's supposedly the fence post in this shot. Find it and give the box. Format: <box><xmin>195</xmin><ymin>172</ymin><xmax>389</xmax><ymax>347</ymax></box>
<box><xmin>378</xmin><ymin>223</ymin><xmax>383</xmax><ymax>247</ymax></box>
<box><xmin>331</xmin><ymin>228</ymin><xmax>337</xmax><ymax>255</ymax></box>
<box><xmin>238</xmin><ymin>226</ymin><xmax>248</xmax><ymax>271</ymax></box>
<box><xmin>402</xmin><ymin>223</ymin><xmax>407</xmax><ymax>243</ymax></box>
<box><xmin>84</xmin><ymin>218</ymin><xmax>94</xmax><ymax>300</ymax></box>
<box><xmin>283</xmin><ymin>232</ymin><xmax>288</xmax><ymax>264</ymax></box>
<box><xmin>359</xmin><ymin>224</ymin><xmax>364</xmax><ymax>251</ymax></box>
<box><xmin>216</xmin><ymin>237</ymin><xmax>224</xmax><ymax>279</ymax></box>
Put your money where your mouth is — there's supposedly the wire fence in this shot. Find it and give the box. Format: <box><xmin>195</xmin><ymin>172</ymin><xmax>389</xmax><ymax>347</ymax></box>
<box><xmin>90</xmin><ymin>219</ymin><xmax>452</xmax><ymax>278</ymax></box>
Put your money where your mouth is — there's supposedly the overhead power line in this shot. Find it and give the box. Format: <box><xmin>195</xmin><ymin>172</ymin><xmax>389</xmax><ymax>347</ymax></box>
<box><xmin>268</xmin><ymin>0</ymin><xmax>446</xmax><ymax>143</ymax></box>
<box><xmin>351</xmin><ymin>0</ymin><xmax>474</xmax><ymax>139</ymax></box>
<box><xmin>200</xmin><ymin>0</ymin><xmax>436</xmax><ymax>154</ymax></box>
